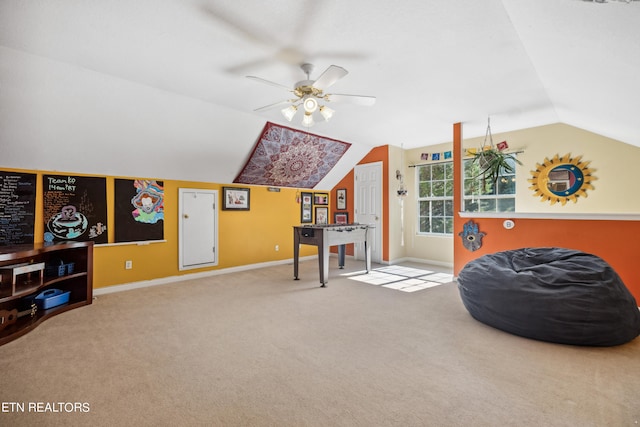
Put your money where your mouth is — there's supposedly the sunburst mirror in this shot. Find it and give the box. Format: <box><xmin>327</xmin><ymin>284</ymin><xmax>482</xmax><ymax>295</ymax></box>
<box><xmin>528</xmin><ymin>154</ymin><xmax>596</xmax><ymax>205</ymax></box>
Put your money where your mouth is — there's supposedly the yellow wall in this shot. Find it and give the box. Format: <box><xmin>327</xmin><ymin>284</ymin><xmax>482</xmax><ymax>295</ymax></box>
<box><xmin>1</xmin><ymin>167</ymin><xmax>321</xmax><ymax>289</ymax></box>
<box><xmin>461</xmin><ymin>123</ymin><xmax>640</xmax><ymax>213</ymax></box>
<box><xmin>387</xmin><ymin>145</ymin><xmax>408</xmax><ymax>262</ymax></box>
<box><xmin>397</xmin><ymin>123</ymin><xmax>640</xmax><ymax>266</ymax></box>
<box><xmin>401</xmin><ymin>142</ymin><xmax>456</xmax><ymax>265</ymax></box>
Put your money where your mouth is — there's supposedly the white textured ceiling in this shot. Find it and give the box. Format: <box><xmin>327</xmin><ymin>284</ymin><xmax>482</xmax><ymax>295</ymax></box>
<box><xmin>1</xmin><ymin>0</ymin><xmax>639</xmax><ymax>186</ymax></box>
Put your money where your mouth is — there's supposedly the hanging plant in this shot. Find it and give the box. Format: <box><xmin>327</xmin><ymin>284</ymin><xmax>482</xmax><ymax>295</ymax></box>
<box><xmin>471</xmin><ymin>117</ymin><xmax>522</xmax><ymax>187</ymax></box>
<box><xmin>473</xmin><ymin>148</ymin><xmax>521</xmax><ymax>187</ymax></box>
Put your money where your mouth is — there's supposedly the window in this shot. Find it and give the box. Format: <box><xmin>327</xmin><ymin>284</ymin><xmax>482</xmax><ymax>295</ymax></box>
<box><xmin>417</xmin><ymin>162</ymin><xmax>454</xmax><ymax>234</ymax></box>
<box><xmin>463</xmin><ymin>157</ymin><xmax>517</xmax><ymax>212</ymax></box>
<box><xmin>416</xmin><ymin>156</ymin><xmax>518</xmax><ymax>234</ymax></box>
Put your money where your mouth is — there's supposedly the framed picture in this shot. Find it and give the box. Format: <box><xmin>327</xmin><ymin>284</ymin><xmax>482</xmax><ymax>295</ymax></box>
<box><xmin>336</xmin><ymin>188</ymin><xmax>347</xmax><ymax>210</ymax></box>
<box><xmin>334</xmin><ymin>212</ymin><xmax>349</xmax><ymax>225</ymax></box>
<box><xmin>315</xmin><ymin>207</ymin><xmax>329</xmax><ymax>225</ymax></box>
<box><xmin>222</xmin><ymin>187</ymin><xmax>250</xmax><ymax>210</ymax></box>
<box><xmin>314</xmin><ymin>192</ymin><xmax>329</xmax><ymax>205</ymax></box>
<box><xmin>300</xmin><ymin>192</ymin><xmax>313</xmax><ymax>223</ymax></box>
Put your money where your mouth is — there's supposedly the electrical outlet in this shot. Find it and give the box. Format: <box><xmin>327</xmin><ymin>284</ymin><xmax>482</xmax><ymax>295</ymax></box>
<box><xmin>125</xmin><ymin>260</ymin><xmax>132</xmax><ymax>270</ymax></box>
<box><xmin>275</xmin><ymin>245</ymin><xmax>279</xmax><ymax>251</ymax></box>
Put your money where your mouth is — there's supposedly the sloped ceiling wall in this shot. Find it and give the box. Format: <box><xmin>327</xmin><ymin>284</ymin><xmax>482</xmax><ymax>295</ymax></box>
<box><xmin>0</xmin><ymin>0</ymin><xmax>638</xmax><ymax>188</ymax></box>
<box><xmin>0</xmin><ymin>47</ymin><xmax>372</xmax><ymax>187</ymax></box>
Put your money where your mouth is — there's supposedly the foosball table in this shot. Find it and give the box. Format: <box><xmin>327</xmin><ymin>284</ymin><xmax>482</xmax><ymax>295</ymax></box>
<box><xmin>293</xmin><ymin>224</ymin><xmax>372</xmax><ymax>287</ymax></box>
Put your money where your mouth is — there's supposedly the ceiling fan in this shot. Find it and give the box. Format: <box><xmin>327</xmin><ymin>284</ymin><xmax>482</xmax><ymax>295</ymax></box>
<box><xmin>199</xmin><ymin>3</ymin><xmax>367</xmax><ymax>74</ymax></box>
<box><xmin>247</xmin><ymin>63</ymin><xmax>376</xmax><ymax>127</ymax></box>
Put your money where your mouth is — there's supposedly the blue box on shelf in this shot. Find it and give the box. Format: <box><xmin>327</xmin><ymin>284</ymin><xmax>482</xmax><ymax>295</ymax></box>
<box><xmin>34</xmin><ymin>289</ymin><xmax>70</xmax><ymax>310</ymax></box>
<box><xmin>45</xmin><ymin>262</ymin><xmax>75</xmax><ymax>277</ymax></box>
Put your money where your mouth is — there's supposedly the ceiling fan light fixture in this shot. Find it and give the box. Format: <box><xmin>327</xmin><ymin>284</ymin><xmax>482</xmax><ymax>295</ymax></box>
<box><xmin>302</xmin><ymin>112</ymin><xmax>315</xmax><ymax>127</ymax></box>
<box><xmin>319</xmin><ymin>105</ymin><xmax>334</xmax><ymax>121</ymax></box>
<box><xmin>250</xmin><ymin>64</ymin><xmax>376</xmax><ymax>127</ymax></box>
<box><xmin>281</xmin><ymin>105</ymin><xmax>297</xmax><ymax>121</ymax></box>
<box><xmin>303</xmin><ymin>97</ymin><xmax>318</xmax><ymax>113</ymax></box>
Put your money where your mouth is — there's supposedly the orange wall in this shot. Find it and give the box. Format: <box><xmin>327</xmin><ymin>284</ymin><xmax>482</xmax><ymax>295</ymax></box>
<box><xmin>453</xmin><ymin>217</ymin><xmax>640</xmax><ymax>302</ymax></box>
<box><xmin>452</xmin><ymin>125</ymin><xmax>640</xmax><ymax>302</ymax></box>
<box><xmin>331</xmin><ymin>145</ymin><xmax>389</xmax><ymax>260</ymax></box>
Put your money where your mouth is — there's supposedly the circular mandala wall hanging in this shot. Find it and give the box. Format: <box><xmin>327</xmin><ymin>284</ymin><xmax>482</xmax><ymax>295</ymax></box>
<box><xmin>528</xmin><ymin>153</ymin><xmax>596</xmax><ymax>205</ymax></box>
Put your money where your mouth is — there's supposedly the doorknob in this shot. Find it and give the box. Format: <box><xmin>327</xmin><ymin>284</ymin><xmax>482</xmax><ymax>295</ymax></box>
<box><xmin>375</xmin><ymin>216</ymin><xmax>379</xmax><ymax>221</ymax></box>
<box><xmin>183</xmin><ymin>214</ymin><xmax>189</xmax><ymax>219</ymax></box>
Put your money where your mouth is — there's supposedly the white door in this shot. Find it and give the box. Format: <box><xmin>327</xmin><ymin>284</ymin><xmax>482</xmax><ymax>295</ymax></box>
<box><xmin>354</xmin><ymin>162</ymin><xmax>382</xmax><ymax>263</ymax></box>
<box><xmin>179</xmin><ymin>189</ymin><xmax>218</xmax><ymax>270</ymax></box>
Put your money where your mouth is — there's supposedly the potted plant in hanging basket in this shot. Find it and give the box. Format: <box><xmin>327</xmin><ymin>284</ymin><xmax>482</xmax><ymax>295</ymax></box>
<box><xmin>472</xmin><ymin>148</ymin><xmax>522</xmax><ymax>186</ymax></box>
<box><xmin>470</xmin><ymin>117</ymin><xmax>522</xmax><ymax>187</ymax></box>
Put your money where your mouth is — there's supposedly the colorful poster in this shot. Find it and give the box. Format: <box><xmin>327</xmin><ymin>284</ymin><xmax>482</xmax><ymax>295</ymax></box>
<box><xmin>0</xmin><ymin>171</ymin><xmax>37</xmax><ymax>245</ymax></box>
<box><xmin>114</xmin><ymin>179</ymin><xmax>164</xmax><ymax>243</ymax></box>
<box><xmin>43</xmin><ymin>175</ymin><xmax>108</xmax><ymax>243</ymax></box>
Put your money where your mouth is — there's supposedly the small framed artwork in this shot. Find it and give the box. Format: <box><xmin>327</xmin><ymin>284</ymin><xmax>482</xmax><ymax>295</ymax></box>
<box><xmin>334</xmin><ymin>212</ymin><xmax>349</xmax><ymax>225</ymax></box>
<box><xmin>336</xmin><ymin>188</ymin><xmax>347</xmax><ymax>210</ymax></box>
<box><xmin>301</xmin><ymin>192</ymin><xmax>313</xmax><ymax>223</ymax></box>
<box><xmin>222</xmin><ymin>187</ymin><xmax>250</xmax><ymax>211</ymax></box>
<box><xmin>315</xmin><ymin>207</ymin><xmax>329</xmax><ymax>225</ymax></box>
<box><xmin>314</xmin><ymin>192</ymin><xmax>329</xmax><ymax>205</ymax></box>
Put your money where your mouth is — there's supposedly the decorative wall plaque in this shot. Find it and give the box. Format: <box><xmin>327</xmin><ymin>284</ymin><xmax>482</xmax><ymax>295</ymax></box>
<box><xmin>528</xmin><ymin>154</ymin><xmax>596</xmax><ymax>205</ymax></box>
<box><xmin>458</xmin><ymin>220</ymin><xmax>485</xmax><ymax>252</ymax></box>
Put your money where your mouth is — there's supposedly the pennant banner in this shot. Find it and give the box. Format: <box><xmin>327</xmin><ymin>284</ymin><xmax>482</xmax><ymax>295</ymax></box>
<box><xmin>420</xmin><ymin>151</ymin><xmax>453</xmax><ymax>162</ymax></box>
<box><xmin>464</xmin><ymin>141</ymin><xmax>510</xmax><ymax>157</ymax></box>
<box><xmin>421</xmin><ymin>141</ymin><xmax>509</xmax><ymax>161</ymax></box>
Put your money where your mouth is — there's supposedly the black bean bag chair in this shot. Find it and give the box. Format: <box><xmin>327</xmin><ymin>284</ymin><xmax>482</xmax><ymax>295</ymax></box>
<box><xmin>457</xmin><ymin>247</ymin><xmax>640</xmax><ymax>346</ymax></box>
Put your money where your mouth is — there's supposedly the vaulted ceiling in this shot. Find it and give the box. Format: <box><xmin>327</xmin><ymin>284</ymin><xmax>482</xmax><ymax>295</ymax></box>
<box><xmin>1</xmin><ymin>0</ymin><xmax>638</xmax><ymax>188</ymax></box>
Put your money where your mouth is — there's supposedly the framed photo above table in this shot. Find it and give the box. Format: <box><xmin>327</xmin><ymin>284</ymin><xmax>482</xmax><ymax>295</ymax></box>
<box><xmin>301</xmin><ymin>192</ymin><xmax>313</xmax><ymax>223</ymax></box>
<box><xmin>315</xmin><ymin>207</ymin><xmax>329</xmax><ymax>225</ymax></box>
<box><xmin>222</xmin><ymin>187</ymin><xmax>250</xmax><ymax>210</ymax></box>
<box><xmin>334</xmin><ymin>212</ymin><xmax>349</xmax><ymax>225</ymax></box>
<box><xmin>336</xmin><ymin>188</ymin><xmax>347</xmax><ymax>210</ymax></box>
<box><xmin>314</xmin><ymin>192</ymin><xmax>329</xmax><ymax>205</ymax></box>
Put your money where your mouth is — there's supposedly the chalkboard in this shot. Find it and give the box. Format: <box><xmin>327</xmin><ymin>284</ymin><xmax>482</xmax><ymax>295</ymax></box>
<box><xmin>0</xmin><ymin>171</ymin><xmax>37</xmax><ymax>245</ymax></box>
<box><xmin>43</xmin><ymin>175</ymin><xmax>108</xmax><ymax>243</ymax></box>
<box><xmin>114</xmin><ymin>179</ymin><xmax>164</xmax><ymax>243</ymax></box>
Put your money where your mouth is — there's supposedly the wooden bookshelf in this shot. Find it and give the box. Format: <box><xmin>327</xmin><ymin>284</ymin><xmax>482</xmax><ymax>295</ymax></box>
<box><xmin>0</xmin><ymin>241</ymin><xmax>93</xmax><ymax>346</ymax></box>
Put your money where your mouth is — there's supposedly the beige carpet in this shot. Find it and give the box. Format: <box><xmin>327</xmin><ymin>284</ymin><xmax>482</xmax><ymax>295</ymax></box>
<box><xmin>0</xmin><ymin>258</ymin><xmax>638</xmax><ymax>427</ymax></box>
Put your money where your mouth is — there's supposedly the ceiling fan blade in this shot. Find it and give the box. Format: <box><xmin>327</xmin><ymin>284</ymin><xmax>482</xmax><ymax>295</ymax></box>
<box><xmin>312</xmin><ymin>65</ymin><xmax>348</xmax><ymax>90</ymax></box>
<box><xmin>326</xmin><ymin>94</ymin><xmax>376</xmax><ymax>106</ymax></box>
<box><xmin>200</xmin><ymin>4</ymin><xmax>275</xmax><ymax>49</ymax></box>
<box><xmin>227</xmin><ymin>57</ymin><xmax>277</xmax><ymax>75</ymax></box>
<box><xmin>253</xmin><ymin>100</ymin><xmax>293</xmax><ymax>112</ymax></box>
<box><xmin>246</xmin><ymin>76</ymin><xmax>292</xmax><ymax>91</ymax></box>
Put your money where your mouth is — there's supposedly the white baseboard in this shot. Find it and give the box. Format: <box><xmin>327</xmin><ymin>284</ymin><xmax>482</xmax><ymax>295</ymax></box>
<box><xmin>93</xmin><ymin>255</ymin><xmax>317</xmax><ymax>296</ymax></box>
<box><xmin>93</xmin><ymin>254</ymin><xmax>453</xmax><ymax>296</ymax></box>
<box><xmin>388</xmin><ymin>257</ymin><xmax>454</xmax><ymax>269</ymax></box>
<box><xmin>328</xmin><ymin>254</ymin><xmax>453</xmax><ymax>270</ymax></box>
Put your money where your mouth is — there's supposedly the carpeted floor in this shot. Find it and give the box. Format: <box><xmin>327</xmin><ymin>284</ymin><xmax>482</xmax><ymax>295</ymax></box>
<box><xmin>0</xmin><ymin>258</ymin><xmax>638</xmax><ymax>426</ymax></box>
